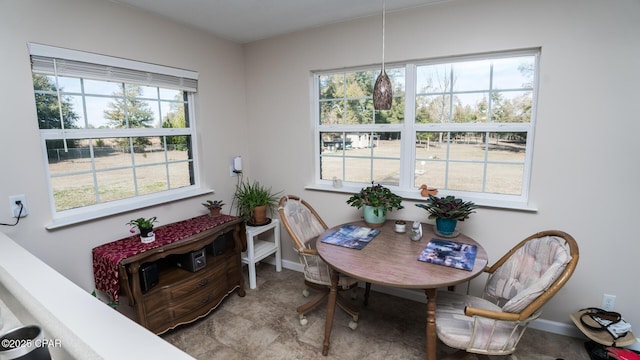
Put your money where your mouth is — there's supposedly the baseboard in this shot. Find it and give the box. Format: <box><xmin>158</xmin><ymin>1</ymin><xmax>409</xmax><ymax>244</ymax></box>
<box><xmin>273</xmin><ymin>259</ymin><xmax>640</xmax><ymax>351</ymax></box>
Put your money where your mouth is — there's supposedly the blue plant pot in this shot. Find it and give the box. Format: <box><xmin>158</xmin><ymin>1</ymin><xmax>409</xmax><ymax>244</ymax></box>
<box><xmin>363</xmin><ymin>205</ymin><xmax>386</xmax><ymax>227</ymax></box>
<box><xmin>436</xmin><ymin>218</ymin><xmax>457</xmax><ymax>235</ymax></box>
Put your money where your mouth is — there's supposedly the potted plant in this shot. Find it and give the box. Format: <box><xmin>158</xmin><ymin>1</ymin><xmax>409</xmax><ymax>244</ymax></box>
<box><xmin>415</xmin><ymin>195</ymin><xmax>477</xmax><ymax>236</ymax></box>
<box><xmin>233</xmin><ymin>179</ymin><xmax>281</xmax><ymax>225</ymax></box>
<box><xmin>202</xmin><ymin>200</ymin><xmax>225</xmax><ymax>217</ymax></box>
<box><xmin>346</xmin><ymin>182</ymin><xmax>404</xmax><ymax>227</ymax></box>
<box><xmin>127</xmin><ymin>216</ymin><xmax>158</xmax><ymax>243</ymax></box>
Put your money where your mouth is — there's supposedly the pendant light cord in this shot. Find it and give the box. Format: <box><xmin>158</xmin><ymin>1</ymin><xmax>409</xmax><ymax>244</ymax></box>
<box><xmin>381</xmin><ymin>0</ymin><xmax>386</xmax><ymax>72</ymax></box>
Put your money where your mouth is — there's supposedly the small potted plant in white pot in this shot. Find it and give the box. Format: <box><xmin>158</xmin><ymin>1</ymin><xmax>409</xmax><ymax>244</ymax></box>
<box><xmin>127</xmin><ymin>216</ymin><xmax>158</xmax><ymax>243</ymax></box>
<box><xmin>415</xmin><ymin>195</ymin><xmax>476</xmax><ymax>236</ymax></box>
<box><xmin>202</xmin><ymin>200</ymin><xmax>225</xmax><ymax>217</ymax></box>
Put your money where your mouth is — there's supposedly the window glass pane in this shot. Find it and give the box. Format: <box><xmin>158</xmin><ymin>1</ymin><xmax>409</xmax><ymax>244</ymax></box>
<box><xmin>94</xmin><ymin>137</ymin><xmax>133</xmax><ymax>169</ymax></box>
<box><xmin>136</xmin><ymin>165</ymin><xmax>169</xmax><ymax>195</ymax></box>
<box><xmin>449</xmin><ymin>132</ymin><xmax>485</xmax><ymax>161</ymax></box>
<box><xmin>346</xmin><ymin>99</ymin><xmax>373</xmax><ymax>124</ymax></box>
<box><xmin>320</xmin><ymin>156</ymin><xmax>343</xmax><ymax>181</ymax></box>
<box><xmin>453</xmin><ymin>93</ymin><xmax>489</xmax><ymax>123</ymax></box>
<box><xmin>320</xmin><ymin>100</ymin><xmax>343</xmax><ymax>125</ymax></box>
<box><xmin>160</xmin><ymin>88</ymin><xmax>181</xmax><ymax>101</ymax></box>
<box><xmin>35</xmin><ymin>93</ymin><xmax>62</xmax><ymax>129</ymax></box>
<box><xmin>447</xmin><ymin>163</ymin><xmax>484</xmax><ymax>192</ymax></box>
<box><xmin>452</xmin><ymin>59</ymin><xmax>491</xmax><ymax>92</ymax></box>
<box><xmin>347</xmin><ymin>70</ymin><xmax>374</xmax><ymax>98</ymax></box>
<box><xmin>141</xmin><ymin>100</ymin><xmax>160</xmax><ymax>127</ymax></box>
<box><xmin>491</xmin><ymin>91</ymin><xmax>532</xmax><ymax>123</ymax></box>
<box><xmin>46</xmin><ymin>139</ymin><xmax>92</xmax><ymax>174</ymax></box>
<box><xmin>372</xmin><ymin>159</ymin><xmax>400</xmax><ymax>186</ymax></box>
<box><xmin>417</xmin><ymin>64</ymin><xmax>451</xmax><ymax>94</ymax></box>
<box><xmin>86</xmin><ymin>96</ymin><xmax>115</xmax><ymax>128</ymax></box>
<box><xmin>168</xmin><ymin>162</ymin><xmax>193</xmax><ymax>189</ymax></box>
<box><xmin>486</xmin><ymin>132</ymin><xmax>526</xmax><ymax>162</ymax></box>
<box><xmin>319</xmin><ymin>74</ymin><xmax>345</xmax><ymax>100</ymax></box>
<box><xmin>486</xmin><ymin>163</ymin><xmax>524</xmax><ymax>195</ymax></box>
<box><xmin>345</xmin><ymin>158</ymin><xmax>371</xmax><ymax>183</ymax></box>
<box><xmin>416</xmin><ymin>94</ymin><xmax>451</xmax><ymax>124</ymax></box>
<box><xmin>493</xmin><ymin>56</ymin><xmax>535</xmax><ymax>90</ymax></box>
<box><xmin>414</xmin><ymin>159</ymin><xmax>446</xmax><ymax>189</ymax></box>
<box><xmin>96</xmin><ymin>169</ymin><xmax>135</xmax><ymax>202</ymax></box>
<box><xmin>57</xmin><ymin>76</ymin><xmax>81</xmax><ymax>93</ymax></box>
<box><xmin>52</xmin><ymin>173</ymin><xmax>97</xmax><ymax>211</ymax></box>
<box><xmin>135</xmin><ymin>137</ymin><xmax>164</xmax><ymax>165</ymax></box>
<box><xmin>84</xmin><ymin>79</ymin><xmax>121</xmax><ymax>95</ymax></box>
<box><xmin>138</xmin><ymin>85</ymin><xmax>158</xmax><ymax>99</ymax></box>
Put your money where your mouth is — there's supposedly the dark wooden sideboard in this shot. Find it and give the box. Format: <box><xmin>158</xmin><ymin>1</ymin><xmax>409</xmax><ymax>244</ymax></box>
<box><xmin>96</xmin><ymin>216</ymin><xmax>247</xmax><ymax>334</ymax></box>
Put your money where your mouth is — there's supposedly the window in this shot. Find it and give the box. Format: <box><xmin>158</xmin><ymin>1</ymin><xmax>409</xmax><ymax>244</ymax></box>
<box><xmin>29</xmin><ymin>44</ymin><xmax>203</xmax><ymax>227</ymax></box>
<box><xmin>314</xmin><ymin>50</ymin><xmax>538</xmax><ymax>208</ymax></box>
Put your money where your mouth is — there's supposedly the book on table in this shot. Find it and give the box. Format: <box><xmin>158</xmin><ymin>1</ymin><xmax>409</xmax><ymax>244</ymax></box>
<box><xmin>320</xmin><ymin>224</ymin><xmax>380</xmax><ymax>250</ymax></box>
<box><xmin>417</xmin><ymin>238</ymin><xmax>477</xmax><ymax>271</ymax></box>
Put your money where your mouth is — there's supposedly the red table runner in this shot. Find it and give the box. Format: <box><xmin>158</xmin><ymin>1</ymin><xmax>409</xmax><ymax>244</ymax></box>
<box><xmin>92</xmin><ymin>214</ymin><xmax>238</xmax><ymax>303</ymax></box>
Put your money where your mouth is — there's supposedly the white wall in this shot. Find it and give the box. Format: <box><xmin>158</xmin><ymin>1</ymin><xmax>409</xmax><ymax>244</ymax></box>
<box><xmin>0</xmin><ymin>0</ymin><xmax>248</xmax><ymax>290</ymax></box>
<box><xmin>244</xmin><ymin>0</ymin><xmax>640</xmax><ymax>334</ymax></box>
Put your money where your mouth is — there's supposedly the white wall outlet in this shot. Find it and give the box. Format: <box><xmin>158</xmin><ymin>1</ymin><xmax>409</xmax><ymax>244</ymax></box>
<box><xmin>9</xmin><ymin>194</ymin><xmax>28</xmax><ymax>218</ymax></box>
<box><xmin>602</xmin><ymin>293</ymin><xmax>616</xmax><ymax>311</ymax></box>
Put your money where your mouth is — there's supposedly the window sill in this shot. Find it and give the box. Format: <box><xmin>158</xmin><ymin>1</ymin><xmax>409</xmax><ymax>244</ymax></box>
<box><xmin>45</xmin><ymin>187</ymin><xmax>213</xmax><ymax>230</ymax></box>
<box><xmin>304</xmin><ymin>184</ymin><xmax>538</xmax><ymax>212</ymax></box>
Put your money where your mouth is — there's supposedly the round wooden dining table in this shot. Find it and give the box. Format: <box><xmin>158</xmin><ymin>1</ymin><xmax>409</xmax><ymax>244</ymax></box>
<box><xmin>317</xmin><ymin>220</ymin><xmax>488</xmax><ymax>360</ymax></box>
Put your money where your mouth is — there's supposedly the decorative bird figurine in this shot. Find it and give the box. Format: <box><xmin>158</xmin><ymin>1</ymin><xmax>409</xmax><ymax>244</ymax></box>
<box><xmin>419</xmin><ymin>184</ymin><xmax>438</xmax><ymax>197</ymax></box>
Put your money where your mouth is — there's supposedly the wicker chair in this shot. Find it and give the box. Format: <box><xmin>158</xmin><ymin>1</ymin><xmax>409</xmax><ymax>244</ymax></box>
<box><xmin>435</xmin><ymin>230</ymin><xmax>579</xmax><ymax>360</ymax></box>
<box><xmin>278</xmin><ymin>195</ymin><xmax>365</xmax><ymax>330</ymax></box>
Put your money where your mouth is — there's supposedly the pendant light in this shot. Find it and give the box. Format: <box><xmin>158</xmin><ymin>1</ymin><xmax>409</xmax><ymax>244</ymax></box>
<box><xmin>373</xmin><ymin>0</ymin><xmax>392</xmax><ymax>110</ymax></box>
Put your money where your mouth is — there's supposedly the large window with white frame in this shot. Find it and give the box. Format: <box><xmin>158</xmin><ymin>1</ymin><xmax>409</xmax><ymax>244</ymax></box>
<box><xmin>315</xmin><ymin>49</ymin><xmax>539</xmax><ymax>207</ymax></box>
<box><xmin>29</xmin><ymin>44</ymin><xmax>201</xmax><ymax>226</ymax></box>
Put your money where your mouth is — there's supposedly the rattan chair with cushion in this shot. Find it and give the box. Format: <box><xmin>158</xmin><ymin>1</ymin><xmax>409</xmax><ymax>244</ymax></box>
<box><xmin>436</xmin><ymin>230</ymin><xmax>579</xmax><ymax>360</ymax></box>
<box><xmin>278</xmin><ymin>195</ymin><xmax>367</xmax><ymax>330</ymax></box>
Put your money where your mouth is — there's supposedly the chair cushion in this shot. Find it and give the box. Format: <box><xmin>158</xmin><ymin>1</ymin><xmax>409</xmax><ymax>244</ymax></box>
<box><xmin>436</xmin><ymin>291</ymin><xmax>519</xmax><ymax>352</ymax></box>
<box><xmin>485</xmin><ymin>236</ymin><xmax>571</xmax><ymax>312</ymax></box>
<box><xmin>281</xmin><ymin>197</ymin><xmax>326</xmax><ymax>246</ymax></box>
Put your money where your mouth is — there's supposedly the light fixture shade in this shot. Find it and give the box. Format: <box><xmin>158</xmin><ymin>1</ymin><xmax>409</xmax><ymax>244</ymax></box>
<box><xmin>373</xmin><ymin>70</ymin><xmax>392</xmax><ymax>110</ymax></box>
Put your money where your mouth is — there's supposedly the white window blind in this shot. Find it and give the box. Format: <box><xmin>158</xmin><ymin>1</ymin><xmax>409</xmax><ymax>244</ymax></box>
<box><xmin>28</xmin><ymin>43</ymin><xmax>198</xmax><ymax>92</ymax></box>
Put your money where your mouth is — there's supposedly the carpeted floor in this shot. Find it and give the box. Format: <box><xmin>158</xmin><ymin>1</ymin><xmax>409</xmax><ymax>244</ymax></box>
<box><xmin>161</xmin><ymin>263</ymin><xmax>590</xmax><ymax>359</ymax></box>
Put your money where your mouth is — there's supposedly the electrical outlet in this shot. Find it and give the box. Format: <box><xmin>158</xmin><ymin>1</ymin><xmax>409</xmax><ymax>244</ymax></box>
<box><xmin>9</xmin><ymin>194</ymin><xmax>28</xmax><ymax>218</ymax></box>
<box><xmin>602</xmin><ymin>294</ymin><xmax>616</xmax><ymax>311</ymax></box>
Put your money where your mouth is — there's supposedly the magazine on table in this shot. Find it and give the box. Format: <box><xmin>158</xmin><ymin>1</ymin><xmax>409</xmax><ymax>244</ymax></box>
<box><xmin>320</xmin><ymin>224</ymin><xmax>380</xmax><ymax>250</ymax></box>
<box><xmin>417</xmin><ymin>238</ymin><xmax>477</xmax><ymax>271</ymax></box>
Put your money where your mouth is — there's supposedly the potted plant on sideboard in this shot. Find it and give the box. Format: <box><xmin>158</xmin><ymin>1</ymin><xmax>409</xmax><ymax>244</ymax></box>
<box><xmin>415</xmin><ymin>195</ymin><xmax>476</xmax><ymax>236</ymax></box>
<box><xmin>202</xmin><ymin>200</ymin><xmax>225</xmax><ymax>217</ymax></box>
<box><xmin>127</xmin><ymin>216</ymin><xmax>158</xmax><ymax>243</ymax></box>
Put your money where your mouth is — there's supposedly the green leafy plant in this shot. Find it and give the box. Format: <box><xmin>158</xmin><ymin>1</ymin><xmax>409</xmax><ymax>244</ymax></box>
<box><xmin>346</xmin><ymin>182</ymin><xmax>404</xmax><ymax>216</ymax></box>
<box><xmin>415</xmin><ymin>195</ymin><xmax>477</xmax><ymax>221</ymax></box>
<box><xmin>233</xmin><ymin>179</ymin><xmax>281</xmax><ymax>222</ymax></box>
<box><xmin>126</xmin><ymin>216</ymin><xmax>157</xmax><ymax>232</ymax></box>
<box><xmin>202</xmin><ymin>200</ymin><xmax>225</xmax><ymax>209</ymax></box>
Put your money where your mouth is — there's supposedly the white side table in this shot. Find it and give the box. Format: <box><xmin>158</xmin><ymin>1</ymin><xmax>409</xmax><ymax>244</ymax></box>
<box><xmin>242</xmin><ymin>218</ymin><xmax>282</xmax><ymax>289</ymax></box>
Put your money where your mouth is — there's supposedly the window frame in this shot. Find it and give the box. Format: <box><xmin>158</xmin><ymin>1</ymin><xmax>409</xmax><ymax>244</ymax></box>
<box><xmin>310</xmin><ymin>49</ymin><xmax>540</xmax><ymax>211</ymax></box>
<box><xmin>28</xmin><ymin>44</ymin><xmax>210</xmax><ymax>229</ymax></box>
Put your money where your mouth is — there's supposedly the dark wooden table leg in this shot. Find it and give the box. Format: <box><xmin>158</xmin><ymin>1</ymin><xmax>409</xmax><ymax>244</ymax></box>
<box><xmin>322</xmin><ymin>270</ymin><xmax>339</xmax><ymax>356</ymax></box>
<box><xmin>425</xmin><ymin>288</ymin><xmax>437</xmax><ymax>360</ymax></box>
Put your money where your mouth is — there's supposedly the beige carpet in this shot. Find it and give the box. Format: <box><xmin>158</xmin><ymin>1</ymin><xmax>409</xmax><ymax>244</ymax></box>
<box><xmin>161</xmin><ymin>263</ymin><xmax>590</xmax><ymax>359</ymax></box>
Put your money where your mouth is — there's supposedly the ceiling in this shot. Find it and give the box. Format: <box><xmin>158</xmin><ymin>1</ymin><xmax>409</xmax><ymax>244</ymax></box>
<box><xmin>110</xmin><ymin>0</ymin><xmax>447</xmax><ymax>44</ymax></box>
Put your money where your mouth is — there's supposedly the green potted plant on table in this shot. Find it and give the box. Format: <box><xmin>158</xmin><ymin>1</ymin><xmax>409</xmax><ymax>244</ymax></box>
<box><xmin>127</xmin><ymin>216</ymin><xmax>158</xmax><ymax>243</ymax></box>
<box><xmin>233</xmin><ymin>179</ymin><xmax>281</xmax><ymax>226</ymax></box>
<box><xmin>346</xmin><ymin>182</ymin><xmax>404</xmax><ymax>228</ymax></box>
<box><xmin>415</xmin><ymin>195</ymin><xmax>477</xmax><ymax>236</ymax></box>
<box><xmin>202</xmin><ymin>200</ymin><xmax>225</xmax><ymax>217</ymax></box>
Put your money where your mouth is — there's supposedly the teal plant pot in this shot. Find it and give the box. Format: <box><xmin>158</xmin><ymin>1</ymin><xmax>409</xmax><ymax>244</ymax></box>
<box><xmin>436</xmin><ymin>218</ymin><xmax>457</xmax><ymax>235</ymax></box>
<box><xmin>363</xmin><ymin>205</ymin><xmax>386</xmax><ymax>227</ymax></box>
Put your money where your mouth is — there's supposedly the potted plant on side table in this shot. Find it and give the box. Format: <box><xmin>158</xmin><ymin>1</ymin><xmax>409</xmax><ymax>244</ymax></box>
<box><xmin>127</xmin><ymin>216</ymin><xmax>158</xmax><ymax>243</ymax></box>
<box><xmin>415</xmin><ymin>195</ymin><xmax>477</xmax><ymax>237</ymax></box>
<box><xmin>233</xmin><ymin>179</ymin><xmax>281</xmax><ymax>226</ymax></box>
<box><xmin>202</xmin><ymin>200</ymin><xmax>225</xmax><ymax>217</ymax></box>
<box><xmin>347</xmin><ymin>182</ymin><xmax>404</xmax><ymax>228</ymax></box>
